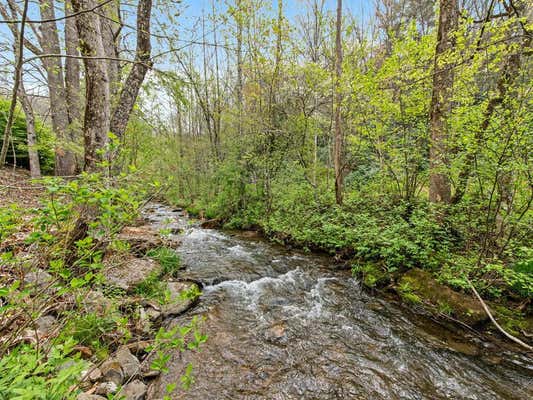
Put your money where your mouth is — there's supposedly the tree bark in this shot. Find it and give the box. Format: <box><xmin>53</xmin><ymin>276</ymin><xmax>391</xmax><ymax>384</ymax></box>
<box><xmin>236</xmin><ymin>0</ymin><xmax>244</xmax><ymax>136</ymax></box>
<box><xmin>18</xmin><ymin>82</ymin><xmax>41</xmax><ymax>178</ymax></box>
<box><xmin>428</xmin><ymin>0</ymin><xmax>458</xmax><ymax>204</ymax></box>
<box><xmin>38</xmin><ymin>0</ymin><xmax>77</xmax><ymax>176</ymax></box>
<box><xmin>109</xmin><ymin>0</ymin><xmax>152</xmax><ymax>140</ymax></box>
<box><xmin>334</xmin><ymin>0</ymin><xmax>343</xmax><ymax>205</ymax></box>
<box><xmin>0</xmin><ymin>0</ymin><xmax>29</xmax><ymax>166</ymax></box>
<box><xmin>72</xmin><ymin>0</ymin><xmax>111</xmax><ymax>171</ymax></box>
<box><xmin>99</xmin><ymin>0</ymin><xmax>121</xmax><ymax>98</ymax></box>
<box><xmin>64</xmin><ymin>0</ymin><xmax>82</xmax><ymax>128</ymax></box>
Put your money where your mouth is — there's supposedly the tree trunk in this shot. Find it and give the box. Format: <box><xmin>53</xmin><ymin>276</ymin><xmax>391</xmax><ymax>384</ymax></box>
<box><xmin>334</xmin><ymin>0</ymin><xmax>343</xmax><ymax>205</ymax></box>
<box><xmin>64</xmin><ymin>0</ymin><xmax>82</xmax><ymax>128</ymax></box>
<box><xmin>236</xmin><ymin>0</ymin><xmax>244</xmax><ymax>136</ymax></box>
<box><xmin>18</xmin><ymin>82</ymin><xmax>41</xmax><ymax>178</ymax></box>
<box><xmin>452</xmin><ymin>3</ymin><xmax>532</xmax><ymax>204</ymax></box>
<box><xmin>38</xmin><ymin>0</ymin><xmax>77</xmax><ymax>176</ymax></box>
<box><xmin>428</xmin><ymin>0</ymin><xmax>458</xmax><ymax>203</ymax></box>
<box><xmin>109</xmin><ymin>0</ymin><xmax>153</xmax><ymax>140</ymax></box>
<box><xmin>0</xmin><ymin>0</ymin><xmax>29</xmax><ymax>166</ymax></box>
<box><xmin>99</xmin><ymin>0</ymin><xmax>121</xmax><ymax>98</ymax></box>
<box><xmin>72</xmin><ymin>0</ymin><xmax>111</xmax><ymax>171</ymax></box>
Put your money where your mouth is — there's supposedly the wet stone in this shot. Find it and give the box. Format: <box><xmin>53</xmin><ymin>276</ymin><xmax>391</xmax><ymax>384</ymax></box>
<box><xmin>117</xmin><ymin>379</ymin><xmax>147</xmax><ymax>400</ymax></box>
<box><xmin>161</xmin><ymin>281</ymin><xmax>200</xmax><ymax>317</ymax></box>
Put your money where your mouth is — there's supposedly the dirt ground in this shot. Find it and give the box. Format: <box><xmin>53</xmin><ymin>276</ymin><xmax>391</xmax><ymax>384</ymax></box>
<box><xmin>0</xmin><ymin>167</ymin><xmax>44</xmax><ymax>209</ymax></box>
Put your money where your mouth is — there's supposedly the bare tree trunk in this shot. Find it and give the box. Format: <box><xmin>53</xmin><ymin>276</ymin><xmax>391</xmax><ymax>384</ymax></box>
<box><xmin>236</xmin><ymin>0</ymin><xmax>244</xmax><ymax>136</ymax></box>
<box><xmin>109</xmin><ymin>0</ymin><xmax>153</xmax><ymax>140</ymax></box>
<box><xmin>428</xmin><ymin>0</ymin><xmax>458</xmax><ymax>203</ymax></box>
<box><xmin>99</xmin><ymin>0</ymin><xmax>121</xmax><ymax>98</ymax></box>
<box><xmin>212</xmin><ymin>1</ymin><xmax>222</xmax><ymax>159</ymax></box>
<box><xmin>71</xmin><ymin>0</ymin><xmax>111</xmax><ymax>171</ymax></box>
<box><xmin>64</xmin><ymin>0</ymin><xmax>82</xmax><ymax>127</ymax></box>
<box><xmin>334</xmin><ymin>0</ymin><xmax>343</xmax><ymax>205</ymax></box>
<box><xmin>18</xmin><ymin>82</ymin><xmax>41</xmax><ymax>178</ymax></box>
<box><xmin>268</xmin><ymin>0</ymin><xmax>283</xmax><ymax>117</ymax></box>
<box><xmin>0</xmin><ymin>0</ymin><xmax>28</xmax><ymax>166</ymax></box>
<box><xmin>38</xmin><ymin>0</ymin><xmax>77</xmax><ymax>176</ymax></box>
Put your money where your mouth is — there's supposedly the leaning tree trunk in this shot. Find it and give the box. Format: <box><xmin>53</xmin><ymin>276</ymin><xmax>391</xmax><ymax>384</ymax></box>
<box><xmin>71</xmin><ymin>0</ymin><xmax>111</xmax><ymax>172</ymax></box>
<box><xmin>428</xmin><ymin>0</ymin><xmax>458</xmax><ymax>204</ymax></box>
<box><xmin>109</xmin><ymin>0</ymin><xmax>153</xmax><ymax>140</ymax></box>
<box><xmin>38</xmin><ymin>0</ymin><xmax>77</xmax><ymax>176</ymax></box>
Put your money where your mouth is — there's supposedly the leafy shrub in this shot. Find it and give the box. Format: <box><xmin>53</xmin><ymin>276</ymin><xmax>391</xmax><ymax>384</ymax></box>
<box><xmin>147</xmin><ymin>246</ymin><xmax>181</xmax><ymax>277</ymax></box>
<box><xmin>0</xmin><ymin>339</ymin><xmax>85</xmax><ymax>400</ymax></box>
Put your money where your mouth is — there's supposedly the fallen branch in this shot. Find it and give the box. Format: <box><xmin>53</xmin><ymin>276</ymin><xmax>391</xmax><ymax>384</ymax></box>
<box><xmin>467</xmin><ymin>278</ymin><xmax>532</xmax><ymax>351</ymax></box>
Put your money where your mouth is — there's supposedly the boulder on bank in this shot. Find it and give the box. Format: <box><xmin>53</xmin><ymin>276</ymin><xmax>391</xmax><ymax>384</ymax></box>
<box><xmin>117</xmin><ymin>226</ymin><xmax>164</xmax><ymax>255</ymax></box>
<box><xmin>103</xmin><ymin>253</ymin><xmax>160</xmax><ymax>292</ymax></box>
<box><xmin>397</xmin><ymin>269</ymin><xmax>488</xmax><ymax>326</ymax></box>
<box><xmin>161</xmin><ymin>281</ymin><xmax>201</xmax><ymax>317</ymax></box>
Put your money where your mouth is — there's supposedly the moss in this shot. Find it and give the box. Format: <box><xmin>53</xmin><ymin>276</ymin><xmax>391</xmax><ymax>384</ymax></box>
<box><xmin>494</xmin><ymin>306</ymin><xmax>529</xmax><ymax>337</ymax></box>
<box><xmin>353</xmin><ymin>263</ymin><xmax>389</xmax><ymax>288</ymax></box>
<box><xmin>397</xmin><ymin>269</ymin><xmax>488</xmax><ymax>326</ymax></box>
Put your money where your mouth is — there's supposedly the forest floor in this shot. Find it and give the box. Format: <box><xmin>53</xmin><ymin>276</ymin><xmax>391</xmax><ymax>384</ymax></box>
<box><xmin>0</xmin><ymin>167</ymin><xmax>44</xmax><ymax>208</ymax></box>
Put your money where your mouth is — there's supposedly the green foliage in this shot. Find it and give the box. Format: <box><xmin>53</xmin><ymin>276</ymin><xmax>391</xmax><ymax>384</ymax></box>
<box><xmin>134</xmin><ymin>271</ymin><xmax>167</xmax><ymax>302</ymax></box>
<box><xmin>352</xmin><ymin>263</ymin><xmax>388</xmax><ymax>288</ymax></box>
<box><xmin>0</xmin><ymin>339</ymin><xmax>85</xmax><ymax>400</ymax></box>
<box><xmin>0</xmin><ymin>98</ymin><xmax>55</xmax><ymax>173</ymax></box>
<box><xmin>0</xmin><ymin>204</ymin><xmax>21</xmax><ymax>241</ymax></box>
<box><xmin>397</xmin><ymin>281</ymin><xmax>422</xmax><ymax>305</ymax></box>
<box><xmin>60</xmin><ymin>312</ymin><xmax>117</xmax><ymax>359</ymax></box>
<box><xmin>147</xmin><ymin>247</ymin><xmax>181</xmax><ymax>277</ymax></box>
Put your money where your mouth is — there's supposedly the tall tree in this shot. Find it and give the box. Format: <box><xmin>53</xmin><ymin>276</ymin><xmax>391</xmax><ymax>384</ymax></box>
<box><xmin>71</xmin><ymin>0</ymin><xmax>110</xmax><ymax>171</ymax></box>
<box><xmin>64</xmin><ymin>0</ymin><xmax>82</xmax><ymax>131</ymax></box>
<box><xmin>334</xmin><ymin>0</ymin><xmax>343</xmax><ymax>205</ymax></box>
<box><xmin>38</xmin><ymin>0</ymin><xmax>77</xmax><ymax>175</ymax></box>
<box><xmin>0</xmin><ymin>0</ymin><xmax>28</xmax><ymax>166</ymax></box>
<box><xmin>109</xmin><ymin>0</ymin><xmax>153</xmax><ymax>140</ymax></box>
<box><xmin>428</xmin><ymin>0</ymin><xmax>458</xmax><ymax>203</ymax></box>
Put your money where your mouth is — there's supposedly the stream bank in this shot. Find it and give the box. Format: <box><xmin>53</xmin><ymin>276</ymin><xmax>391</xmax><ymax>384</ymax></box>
<box><xmin>143</xmin><ymin>203</ymin><xmax>532</xmax><ymax>400</ymax></box>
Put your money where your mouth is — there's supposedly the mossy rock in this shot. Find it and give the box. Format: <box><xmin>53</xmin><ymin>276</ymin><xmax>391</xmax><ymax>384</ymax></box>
<box><xmin>397</xmin><ymin>269</ymin><xmax>488</xmax><ymax>326</ymax></box>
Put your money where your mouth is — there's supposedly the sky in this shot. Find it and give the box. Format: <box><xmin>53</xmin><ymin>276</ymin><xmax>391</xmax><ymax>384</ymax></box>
<box><xmin>180</xmin><ymin>0</ymin><xmax>374</xmax><ymax>24</ymax></box>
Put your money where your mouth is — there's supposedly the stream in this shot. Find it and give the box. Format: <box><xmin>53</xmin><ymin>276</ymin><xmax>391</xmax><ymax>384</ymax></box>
<box><xmin>143</xmin><ymin>204</ymin><xmax>532</xmax><ymax>399</ymax></box>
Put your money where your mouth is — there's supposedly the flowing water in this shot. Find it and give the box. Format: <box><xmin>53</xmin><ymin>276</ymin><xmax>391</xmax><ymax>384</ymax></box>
<box><xmin>144</xmin><ymin>204</ymin><xmax>532</xmax><ymax>399</ymax></box>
